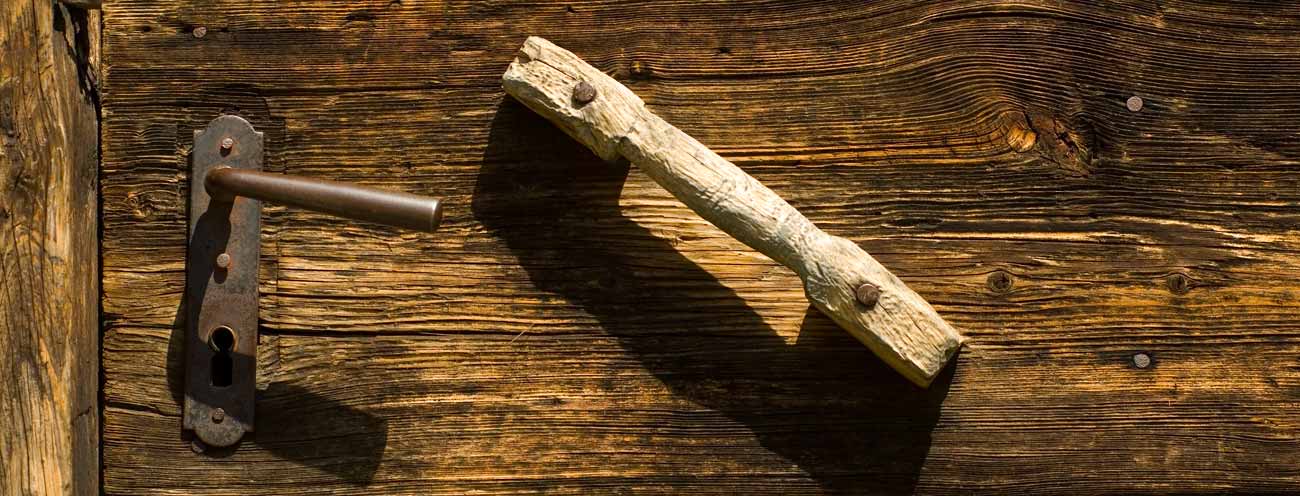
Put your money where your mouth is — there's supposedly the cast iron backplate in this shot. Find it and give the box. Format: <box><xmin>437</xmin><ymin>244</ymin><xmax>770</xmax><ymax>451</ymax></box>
<box><xmin>184</xmin><ymin>115</ymin><xmax>262</xmax><ymax>448</ymax></box>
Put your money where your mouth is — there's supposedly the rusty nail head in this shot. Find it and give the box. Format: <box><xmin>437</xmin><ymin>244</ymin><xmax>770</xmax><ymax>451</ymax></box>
<box><xmin>220</xmin><ymin>137</ymin><xmax>234</xmax><ymax>150</ymax></box>
<box><xmin>1132</xmin><ymin>352</ymin><xmax>1152</xmax><ymax>369</ymax></box>
<box><xmin>212</xmin><ymin>408</ymin><xmax>226</xmax><ymax>423</ymax></box>
<box><xmin>855</xmin><ymin>283</ymin><xmax>881</xmax><ymax>308</ymax></box>
<box><xmin>630</xmin><ymin>61</ymin><xmax>648</xmax><ymax>78</ymax></box>
<box><xmin>193</xmin><ymin>26</ymin><xmax>207</xmax><ymax>38</ymax></box>
<box><xmin>1126</xmin><ymin>96</ymin><xmax>1143</xmax><ymax>112</ymax></box>
<box><xmin>215</xmin><ymin>252</ymin><xmax>231</xmax><ymax>269</ymax></box>
<box><xmin>573</xmin><ymin>81</ymin><xmax>597</xmax><ymax>105</ymax></box>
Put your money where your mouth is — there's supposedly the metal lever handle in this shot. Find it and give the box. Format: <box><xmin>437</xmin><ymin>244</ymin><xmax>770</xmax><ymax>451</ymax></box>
<box><xmin>206</xmin><ymin>168</ymin><xmax>443</xmax><ymax>233</ymax></box>
<box><xmin>185</xmin><ymin>114</ymin><xmax>441</xmax><ymax>450</ymax></box>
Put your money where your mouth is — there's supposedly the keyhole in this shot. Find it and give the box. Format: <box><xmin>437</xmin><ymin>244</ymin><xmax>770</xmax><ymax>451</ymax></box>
<box><xmin>209</xmin><ymin>326</ymin><xmax>235</xmax><ymax>387</ymax></box>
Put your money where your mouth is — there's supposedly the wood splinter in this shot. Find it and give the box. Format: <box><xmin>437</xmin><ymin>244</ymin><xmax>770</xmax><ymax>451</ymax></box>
<box><xmin>502</xmin><ymin>36</ymin><xmax>964</xmax><ymax>387</ymax></box>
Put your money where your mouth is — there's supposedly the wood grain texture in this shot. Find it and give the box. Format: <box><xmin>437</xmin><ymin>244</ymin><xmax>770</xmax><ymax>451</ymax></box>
<box><xmin>100</xmin><ymin>1</ymin><xmax>1300</xmax><ymax>494</ymax></box>
<box><xmin>0</xmin><ymin>2</ymin><xmax>100</xmax><ymax>495</ymax></box>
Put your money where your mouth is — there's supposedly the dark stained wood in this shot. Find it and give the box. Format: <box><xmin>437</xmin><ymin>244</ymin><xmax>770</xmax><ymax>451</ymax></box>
<box><xmin>101</xmin><ymin>1</ymin><xmax>1300</xmax><ymax>494</ymax></box>
<box><xmin>0</xmin><ymin>2</ymin><xmax>100</xmax><ymax>495</ymax></box>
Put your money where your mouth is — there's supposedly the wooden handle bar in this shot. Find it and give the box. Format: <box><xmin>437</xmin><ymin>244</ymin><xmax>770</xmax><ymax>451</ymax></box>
<box><xmin>502</xmin><ymin>37</ymin><xmax>963</xmax><ymax>387</ymax></box>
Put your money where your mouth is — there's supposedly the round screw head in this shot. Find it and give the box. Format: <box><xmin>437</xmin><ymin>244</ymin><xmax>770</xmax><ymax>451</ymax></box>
<box><xmin>212</xmin><ymin>408</ymin><xmax>225</xmax><ymax>423</ymax></box>
<box><xmin>220</xmin><ymin>137</ymin><xmax>234</xmax><ymax>150</ymax></box>
<box><xmin>572</xmin><ymin>81</ymin><xmax>597</xmax><ymax>105</ymax></box>
<box><xmin>855</xmin><ymin>283</ymin><xmax>881</xmax><ymax>308</ymax></box>
<box><xmin>1132</xmin><ymin>352</ymin><xmax>1152</xmax><ymax>369</ymax></box>
<box><xmin>1126</xmin><ymin>95</ymin><xmax>1143</xmax><ymax>112</ymax></box>
<box><xmin>192</xmin><ymin>26</ymin><xmax>208</xmax><ymax>38</ymax></box>
<box><xmin>986</xmin><ymin>270</ymin><xmax>1014</xmax><ymax>294</ymax></box>
<box><xmin>215</xmin><ymin>252</ymin><xmax>231</xmax><ymax>270</ymax></box>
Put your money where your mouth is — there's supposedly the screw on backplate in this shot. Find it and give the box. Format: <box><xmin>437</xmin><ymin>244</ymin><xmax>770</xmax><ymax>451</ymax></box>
<box><xmin>212</xmin><ymin>408</ymin><xmax>226</xmax><ymax>423</ymax></box>
<box><xmin>215</xmin><ymin>252</ymin><xmax>231</xmax><ymax>270</ymax></box>
<box><xmin>1126</xmin><ymin>96</ymin><xmax>1143</xmax><ymax>112</ymax></box>
<box><xmin>572</xmin><ymin>81</ymin><xmax>597</xmax><ymax>105</ymax></box>
<box><xmin>192</xmin><ymin>26</ymin><xmax>207</xmax><ymax>38</ymax></box>
<box><xmin>220</xmin><ymin>137</ymin><xmax>234</xmax><ymax>151</ymax></box>
<box><xmin>855</xmin><ymin>283</ymin><xmax>880</xmax><ymax>308</ymax></box>
<box><xmin>1132</xmin><ymin>352</ymin><xmax>1152</xmax><ymax>369</ymax></box>
<box><xmin>190</xmin><ymin>439</ymin><xmax>206</xmax><ymax>454</ymax></box>
<box><xmin>987</xmin><ymin>270</ymin><xmax>1014</xmax><ymax>294</ymax></box>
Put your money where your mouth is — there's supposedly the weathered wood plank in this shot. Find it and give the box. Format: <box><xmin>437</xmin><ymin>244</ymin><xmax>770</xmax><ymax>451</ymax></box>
<box><xmin>101</xmin><ymin>0</ymin><xmax>1300</xmax><ymax>494</ymax></box>
<box><xmin>102</xmin><ymin>328</ymin><xmax>1300</xmax><ymax>494</ymax></box>
<box><xmin>0</xmin><ymin>2</ymin><xmax>100</xmax><ymax>495</ymax></box>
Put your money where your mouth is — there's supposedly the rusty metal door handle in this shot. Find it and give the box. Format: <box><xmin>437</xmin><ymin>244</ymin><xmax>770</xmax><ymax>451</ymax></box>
<box><xmin>184</xmin><ymin>114</ymin><xmax>442</xmax><ymax>450</ymax></box>
<box><xmin>205</xmin><ymin>168</ymin><xmax>442</xmax><ymax>233</ymax></box>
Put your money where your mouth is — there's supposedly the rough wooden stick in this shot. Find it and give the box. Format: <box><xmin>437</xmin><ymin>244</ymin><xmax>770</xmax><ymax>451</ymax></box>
<box><xmin>502</xmin><ymin>36</ymin><xmax>964</xmax><ymax>387</ymax></box>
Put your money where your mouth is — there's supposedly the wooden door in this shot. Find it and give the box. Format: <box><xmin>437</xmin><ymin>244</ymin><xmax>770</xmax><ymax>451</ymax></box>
<box><xmin>99</xmin><ymin>1</ymin><xmax>1300</xmax><ymax>494</ymax></box>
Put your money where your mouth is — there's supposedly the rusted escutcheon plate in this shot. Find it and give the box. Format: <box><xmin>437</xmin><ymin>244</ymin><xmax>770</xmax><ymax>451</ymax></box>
<box><xmin>184</xmin><ymin>115</ymin><xmax>262</xmax><ymax>448</ymax></box>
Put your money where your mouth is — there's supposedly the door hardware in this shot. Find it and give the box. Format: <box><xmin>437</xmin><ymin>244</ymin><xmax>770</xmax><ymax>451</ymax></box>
<box><xmin>185</xmin><ymin>114</ymin><xmax>443</xmax><ymax>448</ymax></box>
<box><xmin>503</xmin><ymin>37</ymin><xmax>963</xmax><ymax>387</ymax></box>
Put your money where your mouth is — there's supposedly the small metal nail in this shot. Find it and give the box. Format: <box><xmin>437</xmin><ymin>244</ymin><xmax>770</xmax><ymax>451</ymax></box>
<box><xmin>855</xmin><ymin>283</ymin><xmax>881</xmax><ymax>308</ymax></box>
<box><xmin>629</xmin><ymin>60</ymin><xmax>648</xmax><ymax>79</ymax></box>
<box><xmin>212</xmin><ymin>408</ymin><xmax>225</xmax><ymax>423</ymax></box>
<box><xmin>215</xmin><ymin>252</ymin><xmax>231</xmax><ymax>270</ymax></box>
<box><xmin>1126</xmin><ymin>96</ymin><xmax>1143</xmax><ymax>112</ymax></box>
<box><xmin>192</xmin><ymin>26</ymin><xmax>207</xmax><ymax>38</ymax></box>
<box><xmin>573</xmin><ymin>81</ymin><xmax>597</xmax><ymax>105</ymax></box>
<box><xmin>190</xmin><ymin>439</ymin><xmax>206</xmax><ymax>454</ymax></box>
<box><xmin>220</xmin><ymin>137</ymin><xmax>234</xmax><ymax>150</ymax></box>
<box><xmin>1132</xmin><ymin>352</ymin><xmax>1152</xmax><ymax>369</ymax></box>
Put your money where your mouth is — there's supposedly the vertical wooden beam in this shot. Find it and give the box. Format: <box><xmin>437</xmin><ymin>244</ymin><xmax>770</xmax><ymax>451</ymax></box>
<box><xmin>0</xmin><ymin>1</ymin><xmax>100</xmax><ymax>495</ymax></box>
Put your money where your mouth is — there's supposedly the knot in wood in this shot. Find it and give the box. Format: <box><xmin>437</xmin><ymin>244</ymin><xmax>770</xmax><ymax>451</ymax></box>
<box><xmin>1166</xmin><ymin>273</ymin><xmax>1190</xmax><ymax>295</ymax></box>
<box><xmin>1001</xmin><ymin>111</ymin><xmax>1037</xmax><ymax>152</ymax></box>
<box><xmin>1023</xmin><ymin>111</ymin><xmax>1094</xmax><ymax>177</ymax></box>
